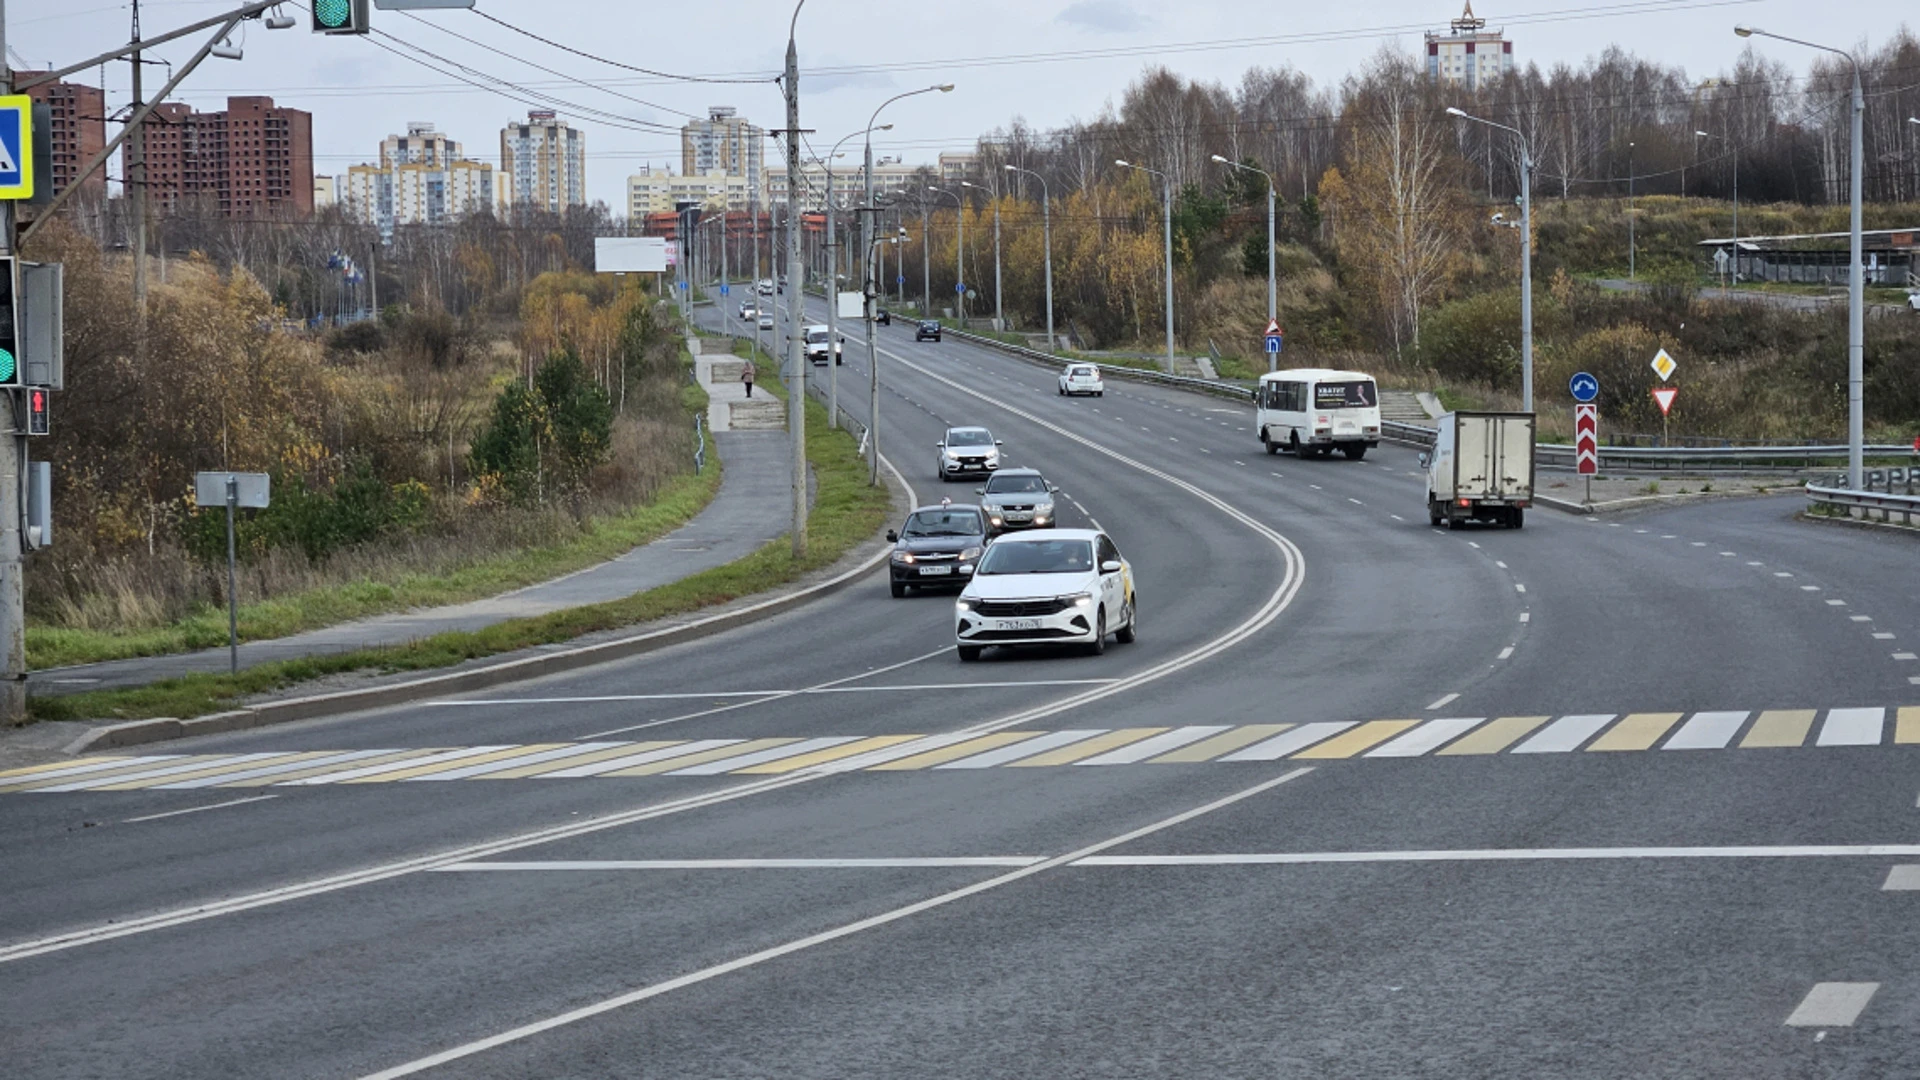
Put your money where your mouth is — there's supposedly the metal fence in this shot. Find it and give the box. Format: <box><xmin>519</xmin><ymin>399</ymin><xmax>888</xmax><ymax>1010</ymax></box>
<box><xmin>1806</xmin><ymin>482</ymin><xmax>1920</xmax><ymax>526</ymax></box>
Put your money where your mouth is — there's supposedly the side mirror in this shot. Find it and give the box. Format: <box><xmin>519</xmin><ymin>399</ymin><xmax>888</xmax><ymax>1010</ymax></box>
<box><xmin>1047</xmin><ymin>483</ymin><xmax>1059</xmax><ymax>493</ymax></box>
<box><xmin>886</xmin><ymin>529</ymin><xmax>899</xmax><ymax>543</ymax></box>
<box><xmin>1417</xmin><ymin>452</ymin><xmax>1431</xmax><ymax>469</ymax></box>
<box><xmin>935</xmin><ymin>443</ymin><xmax>944</xmax><ymax>450</ymax></box>
<box><xmin>974</xmin><ymin>487</ymin><xmax>986</xmax><ymax>495</ymax></box>
<box><xmin>995</xmin><ymin>440</ymin><xmax>1005</xmax><ymax>446</ymax></box>
<box><xmin>1100</xmin><ymin>560</ymin><xmax>1123</xmax><ymax>574</ymax></box>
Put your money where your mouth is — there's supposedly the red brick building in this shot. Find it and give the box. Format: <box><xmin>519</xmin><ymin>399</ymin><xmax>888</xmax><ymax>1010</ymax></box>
<box><xmin>131</xmin><ymin>95</ymin><xmax>314</xmax><ymax>217</ymax></box>
<box><xmin>16</xmin><ymin>75</ymin><xmax>107</xmax><ymax>199</ymax></box>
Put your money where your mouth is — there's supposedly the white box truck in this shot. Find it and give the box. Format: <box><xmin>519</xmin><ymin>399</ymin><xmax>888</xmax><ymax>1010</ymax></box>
<box><xmin>1419</xmin><ymin>412</ymin><xmax>1535</xmax><ymax>529</ymax></box>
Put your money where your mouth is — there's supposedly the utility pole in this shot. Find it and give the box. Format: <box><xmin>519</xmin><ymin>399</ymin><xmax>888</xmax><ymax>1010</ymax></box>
<box><xmin>1627</xmin><ymin>140</ymin><xmax>1636</xmax><ymax>280</ymax></box>
<box><xmin>1447</xmin><ymin>108</ymin><xmax>1535</xmax><ymax>412</ymax></box>
<box><xmin>1006</xmin><ymin>165</ymin><xmax>1053</xmax><ymax>351</ymax></box>
<box><xmin>0</xmin><ymin>0</ymin><xmax>24</xmax><ymax>721</ymax></box>
<box><xmin>1214</xmin><ymin>156</ymin><xmax>1276</xmax><ymax>370</ymax></box>
<box><xmin>920</xmin><ymin>201</ymin><xmax>930</xmax><ymax>317</ymax></box>
<box><xmin>130</xmin><ymin>0</ymin><xmax>147</xmax><ymax>312</ymax></box>
<box><xmin>782</xmin><ymin>1</ymin><xmax>808</xmax><ymax>558</ymax></box>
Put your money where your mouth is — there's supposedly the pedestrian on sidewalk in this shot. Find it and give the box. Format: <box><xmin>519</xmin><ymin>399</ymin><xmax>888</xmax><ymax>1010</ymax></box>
<box><xmin>741</xmin><ymin>359</ymin><xmax>757</xmax><ymax>398</ymax></box>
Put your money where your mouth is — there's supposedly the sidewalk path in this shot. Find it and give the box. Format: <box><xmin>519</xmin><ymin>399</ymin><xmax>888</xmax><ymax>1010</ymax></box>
<box><xmin>30</xmin><ymin>340</ymin><xmax>790</xmax><ymax>698</ymax></box>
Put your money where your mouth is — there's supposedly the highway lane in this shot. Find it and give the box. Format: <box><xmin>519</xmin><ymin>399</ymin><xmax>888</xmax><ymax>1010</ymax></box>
<box><xmin>3</xmin><ymin>298</ymin><xmax>1918</xmax><ymax>1077</ymax></box>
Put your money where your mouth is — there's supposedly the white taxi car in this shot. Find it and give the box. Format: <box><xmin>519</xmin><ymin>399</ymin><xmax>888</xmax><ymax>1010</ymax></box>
<box><xmin>954</xmin><ymin>528</ymin><xmax>1137</xmax><ymax>662</ymax></box>
<box><xmin>1057</xmin><ymin>363</ymin><xmax>1104</xmax><ymax>397</ymax></box>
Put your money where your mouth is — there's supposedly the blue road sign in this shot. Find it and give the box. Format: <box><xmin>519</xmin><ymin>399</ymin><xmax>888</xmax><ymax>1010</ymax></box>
<box><xmin>1570</xmin><ymin>371</ymin><xmax>1600</xmax><ymax>403</ymax></box>
<box><xmin>955</xmin><ymin>282</ymin><xmax>966</xmax><ymax>294</ymax></box>
<box><xmin>678</xmin><ymin>280</ymin><xmax>689</xmax><ymax>290</ymax></box>
<box><xmin>0</xmin><ymin>96</ymin><xmax>34</xmax><ymax>200</ymax></box>
<box><xmin>897</xmin><ymin>275</ymin><xmax>906</xmax><ymax>285</ymax></box>
<box><xmin>719</xmin><ymin>284</ymin><xmax>731</xmax><ymax>296</ymax></box>
<box><xmin>1265</xmin><ymin>333</ymin><xmax>1283</xmax><ymax>355</ymax></box>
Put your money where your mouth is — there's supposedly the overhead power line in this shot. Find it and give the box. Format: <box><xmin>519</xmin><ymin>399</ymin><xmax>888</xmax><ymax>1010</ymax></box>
<box><xmin>470</xmin><ymin>9</ymin><xmax>774</xmax><ymax>85</ymax></box>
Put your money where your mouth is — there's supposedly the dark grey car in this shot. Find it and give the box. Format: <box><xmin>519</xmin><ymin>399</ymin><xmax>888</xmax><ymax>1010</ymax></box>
<box><xmin>886</xmin><ymin>504</ymin><xmax>990</xmax><ymax>597</ymax></box>
<box><xmin>976</xmin><ymin>468</ymin><xmax>1058</xmax><ymax>534</ymax></box>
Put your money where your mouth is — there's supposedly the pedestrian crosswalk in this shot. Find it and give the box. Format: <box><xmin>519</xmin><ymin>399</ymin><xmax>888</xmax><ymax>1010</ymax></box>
<box><xmin>5</xmin><ymin>706</ymin><xmax>1918</xmax><ymax>793</ymax></box>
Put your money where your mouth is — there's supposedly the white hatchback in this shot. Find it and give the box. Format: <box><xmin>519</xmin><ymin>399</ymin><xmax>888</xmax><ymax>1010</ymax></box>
<box><xmin>1058</xmin><ymin>364</ymin><xmax>1104</xmax><ymax>397</ymax></box>
<box><xmin>954</xmin><ymin>528</ymin><xmax>1137</xmax><ymax>661</ymax></box>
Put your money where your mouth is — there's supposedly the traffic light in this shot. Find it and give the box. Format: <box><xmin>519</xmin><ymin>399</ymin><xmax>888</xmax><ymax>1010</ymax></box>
<box><xmin>311</xmin><ymin>0</ymin><xmax>369</xmax><ymax>34</ymax></box>
<box><xmin>0</xmin><ymin>256</ymin><xmax>18</xmax><ymax>387</ymax></box>
<box><xmin>26</xmin><ymin>387</ymin><xmax>46</xmax><ymax>436</ymax></box>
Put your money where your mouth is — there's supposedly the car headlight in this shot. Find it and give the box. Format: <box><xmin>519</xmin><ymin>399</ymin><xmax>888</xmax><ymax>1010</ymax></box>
<box><xmin>960</xmin><ymin>546</ymin><xmax>982</xmax><ymax>561</ymax></box>
<box><xmin>989</xmin><ymin>515</ymin><xmax>1002</xmax><ymax>526</ymax></box>
<box><xmin>956</xmin><ymin>598</ymin><xmax>975</xmax><ymax>612</ymax></box>
<box><xmin>943</xmin><ymin>449</ymin><xmax>960</xmax><ymax>459</ymax></box>
<box><xmin>894</xmin><ymin>551</ymin><xmax>915</xmax><ymax>564</ymax></box>
<box><xmin>1066</xmin><ymin>592</ymin><xmax>1094</xmax><ymax>608</ymax></box>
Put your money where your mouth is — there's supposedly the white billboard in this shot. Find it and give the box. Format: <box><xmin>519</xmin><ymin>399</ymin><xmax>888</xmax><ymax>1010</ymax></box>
<box><xmin>594</xmin><ymin>237</ymin><xmax>669</xmax><ymax>274</ymax></box>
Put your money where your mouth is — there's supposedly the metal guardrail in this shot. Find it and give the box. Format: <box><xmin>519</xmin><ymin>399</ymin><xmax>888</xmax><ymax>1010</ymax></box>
<box><xmin>1380</xmin><ymin>418</ymin><xmax>1919</xmax><ymax>474</ymax></box>
<box><xmin>940</xmin><ymin>327</ymin><xmax>1254</xmax><ymax>402</ymax></box>
<box><xmin>1806</xmin><ymin>482</ymin><xmax>1920</xmax><ymax>526</ymax></box>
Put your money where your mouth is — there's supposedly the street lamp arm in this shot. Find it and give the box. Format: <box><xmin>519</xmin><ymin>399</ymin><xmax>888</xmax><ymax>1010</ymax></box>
<box><xmin>1211</xmin><ymin>154</ymin><xmax>1275</xmax><ymax>188</ymax></box>
<box><xmin>1447</xmin><ymin>108</ymin><xmax>1529</xmax><ymax>160</ymax></box>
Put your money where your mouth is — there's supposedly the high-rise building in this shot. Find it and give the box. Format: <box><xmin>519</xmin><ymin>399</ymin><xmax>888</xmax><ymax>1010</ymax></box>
<box><xmin>937</xmin><ymin>152</ymin><xmax>979</xmax><ymax>183</ymax></box>
<box><xmin>16</xmin><ymin>74</ymin><xmax>107</xmax><ymax>199</ymax></box>
<box><xmin>341</xmin><ymin>122</ymin><xmax>495</xmax><ymax>230</ymax></box>
<box><xmin>500</xmin><ymin>110</ymin><xmax>586</xmax><ymax>214</ymax></box>
<box><xmin>131</xmin><ymin>95</ymin><xmax>314</xmax><ymax>217</ymax></box>
<box><xmin>627</xmin><ymin>165</ymin><xmax>755</xmax><ymax>216</ymax></box>
<box><xmin>680</xmin><ymin>106</ymin><xmax>762</xmax><ymax>195</ymax></box>
<box><xmin>767</xmin><ymin>160</ymin><xmax>926</xmax><ymax>213</ymax></box>
<box><xmin>314</xmin><ymin>176</ymin><xmax>336</xmax><ymax>210</ymax></box>
<box><xmin>1425</xmin><ymin>1</ymin><xmax>1513</xmax><ymax>89</ymax></box>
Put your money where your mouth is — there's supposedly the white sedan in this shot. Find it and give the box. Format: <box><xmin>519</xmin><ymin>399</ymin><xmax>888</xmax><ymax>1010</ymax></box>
<box><xmin>954</xmin><ymin>528</ymin><xmax>1137</xmax><ymax>662</ymax></box>
<box><xmin>1058</xmin><ymin>363</ymin><xmax>1104</xmax><ymax>397</ymax></box>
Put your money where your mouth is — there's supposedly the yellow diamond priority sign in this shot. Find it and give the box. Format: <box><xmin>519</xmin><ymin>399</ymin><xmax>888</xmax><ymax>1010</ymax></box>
<box><xmin>1650</xmin><ymin>348</ymin><xmax>1677</xmax><ymax>383</ymax></box>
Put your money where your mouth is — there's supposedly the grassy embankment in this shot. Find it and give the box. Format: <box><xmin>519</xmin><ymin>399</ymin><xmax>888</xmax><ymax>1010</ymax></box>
<box><xmin>29</xmin><ymin>350</ymin><xmax>891</xmax><ymax>723</ymax></box>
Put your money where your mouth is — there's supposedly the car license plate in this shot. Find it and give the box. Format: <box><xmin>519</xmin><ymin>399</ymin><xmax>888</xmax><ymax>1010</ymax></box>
<box><xmin>918</xmin><ymin>565</ymin><xmax>953</xmax><ymax>576</ymax></box>
<box><xmin>993</xmin><ymin>618</ymin><xmax>1043</xmax><ymax>631</ymax></box>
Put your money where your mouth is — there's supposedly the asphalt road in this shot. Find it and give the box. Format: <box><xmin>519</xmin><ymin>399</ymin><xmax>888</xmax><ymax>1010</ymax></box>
<box><xmin>2</xmin><ymin>294</ymin><xmax>1917</xmax><ymax>1079</ymax></box>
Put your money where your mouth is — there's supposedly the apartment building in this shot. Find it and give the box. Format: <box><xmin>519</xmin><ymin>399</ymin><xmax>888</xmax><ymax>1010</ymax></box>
<box><xmin>501</xmin><ymin>110</ymin><xmax>586</xmax><ymax>214</ymax></box>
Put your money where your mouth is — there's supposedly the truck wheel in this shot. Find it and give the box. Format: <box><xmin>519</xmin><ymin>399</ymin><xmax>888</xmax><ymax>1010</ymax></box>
<box><xmin>1343</xmin><ymin>445</ymin><xmax>1368</xmax><ymax>461</ymax></box>
<box><xmin>1288</xmin><ymin>433</ymin><xmax>1302</xmax><ymax>456</ymax></box>
<box><xmin>1510</xmin><ymin>508</ymin><xmax>1525</xmax><ymax>529</ymax></box>
<box><xmin>1428</xmin><ymin>501</ymin><xmax>1443</xmax><ymax>527</ymax></box>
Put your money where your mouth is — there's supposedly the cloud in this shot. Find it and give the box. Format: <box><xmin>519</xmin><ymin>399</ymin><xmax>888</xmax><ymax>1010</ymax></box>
<box><xmin>1056</xmin><ymin>0</ymin><xmax>1153</xmax><ymax>33</ymax></box>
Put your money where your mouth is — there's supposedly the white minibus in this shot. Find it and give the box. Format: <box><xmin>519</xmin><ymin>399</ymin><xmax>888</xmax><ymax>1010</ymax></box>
<box><xmin>1253</xmin><ymin>368</ymin><xmax>1381</xmax><ymax>459</ymax></box>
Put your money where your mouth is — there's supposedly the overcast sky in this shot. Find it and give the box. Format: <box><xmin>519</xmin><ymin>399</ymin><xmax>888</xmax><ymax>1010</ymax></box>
<box><xmin>9</xmin><ymin>0</ymin><xmax>1912</xmax><ymax>209</ymax></box>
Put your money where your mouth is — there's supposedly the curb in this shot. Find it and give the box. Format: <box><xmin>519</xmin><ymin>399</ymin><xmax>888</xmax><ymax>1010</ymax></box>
<box><xmin>1535</xmin><ymin>495</ymin><xmax>1591</xmax><ymax>515</ymax></box>
<box><xmin>70</xmin><ymin>454</ymin><xmax>915</xmax><ymax>753</ymax></box>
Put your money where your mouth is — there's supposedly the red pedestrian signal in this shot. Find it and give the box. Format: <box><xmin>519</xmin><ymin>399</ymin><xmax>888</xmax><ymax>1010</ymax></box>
<box><xmin>26</xmin><ymin>387</ymin><xmax>48</xmax><ymax>436</ymax></box>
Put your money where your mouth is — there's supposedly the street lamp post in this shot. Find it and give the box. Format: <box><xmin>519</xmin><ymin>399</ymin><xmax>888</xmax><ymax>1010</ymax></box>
<box><xmin>962</xmin><ymin>178</ymin><xmax>1002</xmax><ymax>330</ymax></box>
<box><xmin>1446</xmin><ymin>107</ymin><xmax>1534</xmax><ymax>413</ymax></box>
<box><xmin>1005</xmin><ymin>164</ymin><xmax>1054</xmax><ymax>352</ymax></box>
<box><xmin>1213</xmin><ymin>154</ymin><xmax>1279</xmax><ymax>371</ymax></box>
<box><xmin>824</xmin><ymin>128</ymin><xmax>889</xmax><ymax>431</ymax></box>
<box><xmin>1117</xmin><ymin>159</ymin><xmax>1177</xmax><ymax>374</ymax></box>
<box><xmin>1628</xmin><ymin>140</ymin><xmax>1636</xmax><ymax>279</ymax></box>
<box><xmin>930</xmin><ymin>186</ymin><xmax>964</xmax><ymax>324</ymax></box>
<box><xmin>1738</xmin><ymin>25</ymin><xmax>1865</xmax><ymax>490</ymax></box>
<box><xmin>781</xmin><ymin>0</ymin><xmax>809</xmax><ymax>557</ymax></box>
<box><xmin>1694</xmin><ymin>129</ymin><xmax>1739</xmax><ymax>272</ymax></box>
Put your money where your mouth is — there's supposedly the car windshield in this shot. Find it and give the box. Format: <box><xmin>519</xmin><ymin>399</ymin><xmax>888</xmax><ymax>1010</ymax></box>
<box><xmin>902</xmin><ymin>510</ymin><xmax>983</xmax><ymax>538</ymax></box>
<box><xmin>947</xmin><ymin>430</ymin><xmax>992</xmax><ymax>447</ymax></box>
<box><xmin>986</xmin><ymin>475</ymin><xmax>1048</xmax><ymax>494</ymax></box>
<box><xmin>976</xmin><ymin>539</ymin><xmax>1094</xmax><ymax>575</ymax></box>
<box><xmin>1314</xmin><ymin>380</ymin><xmax>1378</xmax><ymax>409</ymax></box>
<box><xmin>807</xmin><ymin>330</ymin><xmax>829</xmax><ymax>344</ymax></box>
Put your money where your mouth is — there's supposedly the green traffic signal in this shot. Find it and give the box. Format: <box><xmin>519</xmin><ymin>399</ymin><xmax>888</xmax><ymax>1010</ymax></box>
<box><xmin>0</xmin><ymin>349</ymin><xmax>13</xmax><ymax>384</ymax></box>
<box><xmin>314</xmin><ymin>0</ymin><xmax>350</xmax><ymax>28</ymax></box>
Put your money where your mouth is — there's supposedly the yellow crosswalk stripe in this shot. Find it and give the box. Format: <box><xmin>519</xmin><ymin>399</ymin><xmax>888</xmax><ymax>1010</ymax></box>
<box><xmin>0</xmin><ymin>755</ymin><xmax>200</xmax><ymax>793</ymax></box>
<box><xmin>1436</xmin><ymin>716</ymin><xmax>1550</xmax><ymax>756</ymax></box>
<box><xmin>1587</xmin><ymin>713</ymin><xmax>1684</xmax><ymax>752</ymax></box>
<box><xmin>1150</xmin><ymin>724</ymin><xmax>1293</xmax><ymax>764</ymax></box>
<box><xmin>0</xmin><ymin>755</ymin><xmax>129</xmax><ymax>781</ymax></box>
<box><xmin>868</xmin><ymin>733</ymin><xmax>1039</xmax><ymax>771</ymax></box>
<box><xmin>1740</xmin><ymin>710</ymin><xmax>1818</xmax><ymax>748</ymax></box>
<box><xmin>1292</xmin><ymin>720</ymin><xmax>1420</xmax><ymax>759</ymax></box>
<box><xmin>342</xmin><ymin>744</ymin><xmax>574</xmax><ymax>783</ymax></box>
<box><xmin>1008</xmin><ymin>728</ymin><xmax>1168</xmax><ymax>767</ymax></box>
<box><xmin>91</xmin><ymin>752</ymin><xmax>327</xmax><ymax>790</ymax></box>
<box><xmin>479</xmin><ymin>742</ymin><xmax>679</xmax><ymax>779</ymax></box>
<box><xmin>222</xmin><ymin>749</ymin><xmax>451</xmax><ymax>787</ymax></box>
<box><xmin>604</xmin><ymin>738</ymin><xmax>799</xmax><ymax>776</ymax></box>
<box><xmin>1895</xmin><ymin>708</ymin><xmax>1920</xmax><ymax>745</ymax></box>
<box><xmin>737</xmin><ymin>735</ymin><xmax>924</xmax><ymax>774</ymax></box>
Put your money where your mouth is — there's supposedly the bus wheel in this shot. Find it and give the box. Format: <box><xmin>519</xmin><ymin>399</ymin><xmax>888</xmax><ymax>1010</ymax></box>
<box><xmin>1342</xmin><ymin>445</ymin><xmax>1368</xmax><ymax>461</ymax></box>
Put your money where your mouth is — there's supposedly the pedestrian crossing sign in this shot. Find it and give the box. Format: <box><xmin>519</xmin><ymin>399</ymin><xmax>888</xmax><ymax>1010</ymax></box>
<box><xmin>0</xmin><ymin>96</ymin><xmax>32</xmax><ymax>201</ymax></box>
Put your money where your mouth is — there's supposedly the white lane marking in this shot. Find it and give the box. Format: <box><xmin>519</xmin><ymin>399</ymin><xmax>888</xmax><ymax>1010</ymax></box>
<box><xmin>1882</xmin><ymin>865</ymin><xmax>1920</xmax><ymax>890</ymax></box>
<box><xmin>1309</xmin><ymin>483</ymin><xmax>1322</xmax><ymax>490</ymax></box>
<box><xmin>122</xmin><ymin>795</ymin><xmax>280</xmax><ymax>824</ymax></box>
<box><xmin>1852</xmin><ymin>616</ymin><xmax>1874</xmax><ymax>623</ymax></box>
<box><xmin>1911</xmin><ymin>676</ymin><xmax>1920</xmax><ymax>685</ymax></box>
<box><xmin>1497</xmin><ymin>647</ymin><xmax>1514</xmax><ymax>660</ymax></box>
<box><xmin>1221</xmin><ymin>722</ymin><xmax>1355</xmax><ymax>761</ymax></box>
<box><xmin>1271</xmin><ymin>472</ymin><xmax>1283</xmax><ymax>478</ymax></box>
<box><xmin>1514</xmin><ymin>583</ymin><xmax>1527</xmax><ymax>593</ymax></box>
<box><xmin>1895</xmin><ymin>653</ymin><xmax>1918</xmax><ymax>661</ymax></box>
<box><xmin>1826</xmin><ymin>600</ymin><xmax>1848</xmax><ymax>606</ymax></box>
<box><xmin>354</xmin><ymin>769</ymin><xmax>1316</xmax><ymax>1080</ymax></box>
<box><xmin>1691</xmin><ymin>542</ymin><xmax>1706</xmax><ymax>547</ymax></box>
<box><xmin>279</xmin><ymin>747</ymin><xmax>517</xmax><ymax>787</ymax></box>
<box><xmin>1234</xmin><ymin>460</ymin><xmax>1246</xmax><ymax>467</ymax></box>
<box><xmin>1167</xmin><ymin>436</ymin><xmax>1178</xmax><ymax>442</ymax></box>
<box><xmin>1873</xmin><ymin>633</ymin><xmax>1896</xmax><ymax>640</ymax></box>
<box><xmin>159</xmin><ymin>748</ymin><xmax>407</xmax><ymax>789</ymax></box>
<box><xmin>1664</xmin><ymin>711</ymin><xmax>1750</xmax><ymax>750</ymax></box>
<box><xmin>1800</xmin><ymin>585</ymin><xmax>1822</xmax><ymax>592</ymax></box>
<box><xmin>443</xmin><ymin>679</ymin><xmax>1123</xmax><ymax>706</ymax></box>
<box><xmin>1082</xmin><ymin>846</ymin><xmax>1920</xmax><ymax>867</ymax></box>
<box><xmin>1425</xmin><ymin>693</ymin><xmax>1461</xmax><ymax>711</ymax></box>
<box><xmin>432</xmin><ymin>857</ymin><xmax>1048</xmax><ymax>871</ymax></box>
<box><xmin>1720</xmin><ymin>551</ymin><xmax>1736</xmax><ymax>556</ymax></box>
<box><xmin>1817</xmin><ymin>708</ymin><xmax>1885</xmax><ymax>747</ymax></box>
<box><xmin>1775</xmin><ymin>572</ymin><xmax>1794</xmax><ymax>578</ymax></box>
<box><xmin>936</xmin><ymin>730</ymin><xmax>1105</xmax><ymax>769</ymax></box>
<box><xmin>1495</xmin><ymin>560</ymin><xmax>1507</xmax><ymax>569</ymax></box>
<box><xmin>1467</xmin><ymin>541</ymin><xmax>1481</xmax><ymax>549</ymax></box>
<box><xmin>1511</xmin><ymin>714</ymin><xmax>1615</xmax><ymax>753</ymax></box>
<box><xmin>1785</xmin><ymin>983</ymin><xmax>1879</xmax><ymax>1028</ymax></box>
<box><xmin>0</xmin><ymin>754</ymin><xmax>187</xmax><ymax>786</ymax></box>
<box><xmin>1635</xmin><ymin>529</ymin><xmax>1648</xmax><ymax>534</ymax></box>
<box><xmin>1747</xmin><ymin>561</ymin><xmax>1764</xmax><ymax>566</ymax></box>
<box><xmin>1518</xmin><ymin>612</ymin><xmax>1531</xmax><ymax>623</ymax></box>
<box><xmin>575</xmin><ymin>645</ymin><xmax>952</xmax><ymax>739</ymax></box>
<box><xmin>1366</xmin><ymin>718</ymin><xmax>1484</xmax><ymax>758</ymax></box>
<box><xmin>1347</xmin><ymin>498</ymin><xmax>1364</xmax><ymax>505</ymax></box>
<box><xmin>1661</xmin><ymin>534</ymin><xmax>1677</xmax><ymax>539</ymax></box>
<box><xmin>1390</xmin><ymin>514</ymin><xmax>1404</xmax><ymax>522</ymax></box>
<box><xmin>33</xmin><ymin>753</ymin><xmax>293</xmax><ymax>793</ymax></box>
<box><xmin>534</xmin><ymin>740</ymin><xmax>743</xmax><ymax>778</ymax></box>
<box><xmin>411</xmin><ymin>743</ymin><xmax>638</xmax><ymax>782</ymax></box>
<box><xmin>1200</xmin><ymin>448</ymin><xmax>1213</xmax><ymax>454</ymax></box>
<box><xmin>1077</xmin><ymin>726</ymin><xmax>1231</xmax><ymax>765</ymax></box>
<box><xmin>670</xmin><ymin>737</ymin><xmax>861</xmax><ymax>776</ymax></box>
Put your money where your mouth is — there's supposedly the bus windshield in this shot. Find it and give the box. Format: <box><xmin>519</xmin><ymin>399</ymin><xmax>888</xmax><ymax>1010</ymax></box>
<box><xmin>1314</xmin><ymin>381</ymin><xmax>1377</xmax><ymax>409</ymax></box>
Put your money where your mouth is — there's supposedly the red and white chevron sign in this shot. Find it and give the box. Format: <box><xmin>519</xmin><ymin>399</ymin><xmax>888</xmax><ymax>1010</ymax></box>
<box><xmin>1575</xmin><ymin>404</ymin><xmax>1599</xmax><ymax>476</ymax></box>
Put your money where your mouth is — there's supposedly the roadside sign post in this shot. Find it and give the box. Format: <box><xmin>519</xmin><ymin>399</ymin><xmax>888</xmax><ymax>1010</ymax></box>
<box><xmin>195</xmin><ymin>472</ymin><xmax>270</xmax><ymax>674</ymax></box>
<box><xmin>1263</xmin><ymin>318</ymin><xmax>1284</xmax><ymax>373</ymax></box>
<box><xmin>1575</xmin><ymin>403</ymin><xmax>1598</xmax><ymax>504</ymax></box>
<box><xmin>1650</xmin><ymin>349</ymin><xmax>1678</xmax><ymax>446</ymax></box>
